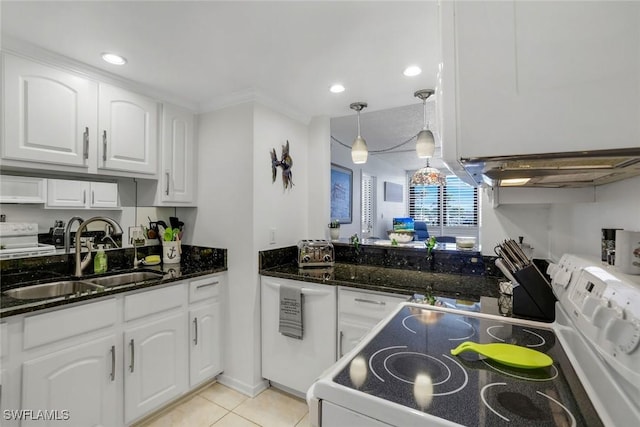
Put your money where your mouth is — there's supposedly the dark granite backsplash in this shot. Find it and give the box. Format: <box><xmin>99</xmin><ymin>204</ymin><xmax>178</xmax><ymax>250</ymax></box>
<box><xmin>259</xmin><ymin>242</ymin><xmax>505</xmax><ymax>278</ymax></box>
<box><xmin>1</xmin><ymin>244</ymin><xmax>227</xmax><ymax>286</ymax></box>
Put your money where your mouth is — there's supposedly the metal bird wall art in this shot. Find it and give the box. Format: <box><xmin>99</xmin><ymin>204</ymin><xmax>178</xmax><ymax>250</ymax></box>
<box><xmin>270</xmin><ymin>140</ymin><xmax>294</xmax><ymax>190</ymax></box>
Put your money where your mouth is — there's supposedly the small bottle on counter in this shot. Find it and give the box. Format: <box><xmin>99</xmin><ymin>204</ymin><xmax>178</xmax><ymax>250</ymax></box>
<box><xmin>94</xmin><ymin>245</ymin><xmax>108</xmax><ymax>274</ymax></box>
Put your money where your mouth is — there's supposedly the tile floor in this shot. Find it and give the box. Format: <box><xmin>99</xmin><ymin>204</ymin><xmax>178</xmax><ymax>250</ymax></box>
<box><xmin>138</xmin><ymin>383</ymin><xmax>310</xmax><ymax>427</ymax></box>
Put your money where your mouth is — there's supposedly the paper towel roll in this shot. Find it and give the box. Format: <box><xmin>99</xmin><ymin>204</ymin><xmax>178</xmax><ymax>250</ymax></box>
<box><xmin>615</xmin><ymin>230</ymin><xmax>640</xmax><ymax>275</ymax></box>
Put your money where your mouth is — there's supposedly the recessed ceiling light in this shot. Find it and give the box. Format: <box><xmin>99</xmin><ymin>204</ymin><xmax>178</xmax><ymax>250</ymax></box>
<box><xmin>403</xmin><ymin>65</ymin><xmax>422</xmax><ymax>77</ymax></box>
<box><xmin>101</xmin><ymin>52</ymin><xmax>127</xmax><ymax>65</ymax></box>
<box><xmin>329</xmin><ymin>84</ymin><xmax>345</xmax><ymax>93</ymax></box>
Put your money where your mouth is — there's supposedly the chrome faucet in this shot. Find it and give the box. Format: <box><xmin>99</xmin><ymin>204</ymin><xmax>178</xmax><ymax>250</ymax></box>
<box><xmin>64</xmin><ymin>216</ymin><xmax>84</xmax><ymax>253</ymax></box>
<box><xmin>74</xmin><ymin>216</ymin><xmax>123</xmax><ymax>277</ymax></box>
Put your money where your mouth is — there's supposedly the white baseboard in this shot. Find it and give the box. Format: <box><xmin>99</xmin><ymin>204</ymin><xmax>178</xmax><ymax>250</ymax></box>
<box><xmin>217</xmin><ymin>374</ymin><xmax>269</xmax><ymax>398</ymax></box>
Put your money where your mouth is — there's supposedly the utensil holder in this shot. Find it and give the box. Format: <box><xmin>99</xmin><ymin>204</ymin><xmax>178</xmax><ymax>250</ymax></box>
<box><xmin>512</xmin><ymin>264</ymin><xmax>556</xmax><ymax>322</ymax></box>
<box><xmin>162</xmin><ymin>240</ymin><xmax>181</xmax><ymax>264</ymax></box>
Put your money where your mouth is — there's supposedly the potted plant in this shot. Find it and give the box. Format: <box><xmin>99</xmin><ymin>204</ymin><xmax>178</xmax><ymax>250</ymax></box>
<box><xmin>328</xmin><ymin>219</ymin><xmax>340</xmax><ymax>240</ymax></box>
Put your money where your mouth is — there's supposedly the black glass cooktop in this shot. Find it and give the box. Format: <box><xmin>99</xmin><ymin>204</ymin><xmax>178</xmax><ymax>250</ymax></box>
<box><xmin>333</xmin><ymin>305</ymin><xmax>603</xmax><ymax>427</ymax></box>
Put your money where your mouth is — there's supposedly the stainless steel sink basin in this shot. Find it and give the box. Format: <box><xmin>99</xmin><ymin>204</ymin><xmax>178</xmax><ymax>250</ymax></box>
<box><xmin>3</xmin><ymin>281</ymin><xmax>105</xmax><ymax>300</ymax></box>
<box><xmin>87</xmin><ymin>271</ymin><xmax>164</xmax><ymax>288</ymax></box>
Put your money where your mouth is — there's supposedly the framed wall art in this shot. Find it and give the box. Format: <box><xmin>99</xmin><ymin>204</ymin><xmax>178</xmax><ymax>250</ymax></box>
<box><xmin>330</xmin><ymin>163</ymin><xmax>353</xmax><ymax>224</ymax></box>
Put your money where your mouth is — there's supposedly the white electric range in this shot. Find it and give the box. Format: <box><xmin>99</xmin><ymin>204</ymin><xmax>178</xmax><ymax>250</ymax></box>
<box><xmin>0</xmin><ymin>222</ymin><xmax>56</xmax><ymax>260</ymax></box>
<box><xmin>307</xmin><ymin>254</ymin><xmax>640</xmax><ymax>426</ymax></box>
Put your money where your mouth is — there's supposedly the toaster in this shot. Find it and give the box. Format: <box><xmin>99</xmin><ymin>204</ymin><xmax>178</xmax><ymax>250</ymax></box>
<box><xmin>297</xmin><ymin>239</ymin><xmax>335</xmax><ymax>267</ymax></box>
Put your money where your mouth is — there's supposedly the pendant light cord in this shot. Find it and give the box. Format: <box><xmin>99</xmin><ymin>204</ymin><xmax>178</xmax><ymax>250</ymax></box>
<box><xmin>331</xmin><ymin>134</ymin><xmax>418</xmax><ymax>154</ymax></box>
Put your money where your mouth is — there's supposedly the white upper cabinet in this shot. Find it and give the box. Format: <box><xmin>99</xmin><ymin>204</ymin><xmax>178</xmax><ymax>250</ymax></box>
<box><xmin>98</xmin><ymin>83</ymin><xmax>158</xmax><ymax>176</ymax></box>
<box><xmin>137</xmin><ymin>103</ymin><xmax>197</xmax><ymax>206</ymax></box>
<box><xmin>0</xmin><ymin>176</ymin><xmax>46</xmax><ymax>203</ymax></box>
<box><xmin>46</xmin><ymin>178</ymin><xmax>119</xmax><ymax>209</ymax></box>
<box><xmin>439</xmin><ymin>1</ymin><xmax>640</xmax><ymax>160</ymax></box>
<box><xmin>2</xmin><ymin>54</ymin><xmax>97</xmax><ymax>168</ymax></box>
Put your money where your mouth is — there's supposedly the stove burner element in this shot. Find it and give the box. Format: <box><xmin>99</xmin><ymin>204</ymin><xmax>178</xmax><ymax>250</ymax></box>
<box><xmin>482</xmin><ymin>359</ymin><xmax>559</xmax><ymax>381</ymax></box>
<box><xmin>487</xmin><ymin>325</ymin><xmax>546</xmax><ymax>348</ymax></box>
<box><xmin>401</xmin><ymin>311</ymin><xmax>475</xmax><ymax>342</ymax></box>
<box><xmin>481</xmin><ymin>383</ymin><xmax>577</xmax><ymax>426</ymax></box>
<box><xmin>449</xmin><ymin>319</ymin><xmax>475</xmax><ymax>341</ymax></box>
<box><xmin>369</xmin><ymin>346</ymin><xmax>469</xmax><ymax>397</ymax></box>
<box><xmin>384</xmin><ymin>352</ymin><xmax>450</xmax><ymax>385</ymax></box>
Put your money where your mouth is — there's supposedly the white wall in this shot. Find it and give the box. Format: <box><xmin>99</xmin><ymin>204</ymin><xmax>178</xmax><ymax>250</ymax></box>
<box><xmin>186</xmin><ymin>101</ymin><xmax>320</xmax><ymax>396</ymax></box>
<box><xmin>330</xmin><ymin>140</ymin><xmax>407</xmax><ymax>239</ymax></box>
<box><xmin>479</xmin><ymin>176</ymin><xmax>640</xmax><ymax>262</ymax></box>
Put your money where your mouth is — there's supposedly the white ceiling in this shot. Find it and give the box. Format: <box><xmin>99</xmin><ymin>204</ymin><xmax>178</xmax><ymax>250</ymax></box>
<box><xmin>1</xmin><ymin>0</ymin><xmax>441</xmax><ymax>171</ymax></box>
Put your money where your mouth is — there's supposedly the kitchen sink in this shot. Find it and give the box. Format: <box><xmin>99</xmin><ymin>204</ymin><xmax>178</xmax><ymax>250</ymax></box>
<box><xmin>87</xmin><ymin>271</ymin><xmax>164</xmax><ymax>288</ymax></box>
<box><xmin>3</xmin><ymin>281</ymin><xmax>105</xmax><ymax>300</ymax></box>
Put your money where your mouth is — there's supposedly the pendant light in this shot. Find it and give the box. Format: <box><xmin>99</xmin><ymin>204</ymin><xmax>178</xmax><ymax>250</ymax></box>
<box><xmin>411</xmin><ymin>158</ymin><xmax>445</xmax><ymax>186</ymax></box>
<box><xmin>414</xmin><ymin>89</ymin><xmax>435</xmax><ymax>158</ymax></box>
<box><xmin>350</xmin><ymin>102</ymin><xmax>368</xmax><ymax>164</ymax></box>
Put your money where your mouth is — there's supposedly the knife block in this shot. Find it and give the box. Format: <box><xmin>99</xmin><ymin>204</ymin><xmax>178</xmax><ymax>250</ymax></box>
<box><xmin>512</xmin><ymin>264</ymin><xmax>556</xmax><ymax>322</ymax></box>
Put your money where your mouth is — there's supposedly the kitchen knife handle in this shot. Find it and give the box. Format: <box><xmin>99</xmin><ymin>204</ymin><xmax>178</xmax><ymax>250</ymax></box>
<box><xmin>165</xmin><ymin>172</ymin><xmax>170</xmax><ymax>195</ymax></box>
<box><xmin>339</xmin><ymin>330</ymin><xmax>344</xmax><ymax>357</ymax></box>
<box><xmin>193</xmin><ymin>317</ymin><xmax>198</xmax><ymax>346</ymax></box>
<box><xmin>83</xmin><ymin>127</ymin><xmax>89</xmax><ymax>160</ymax></box>
<box><xmin>110</xmin><ymin>345</ymin><xmax>116</xmax><ymax>381</ymax></box>
<box><xmin>102</xmin><ymin>130</ymin><xmax>107</xmax><ymax>162</ymax></box>
<box><xmin>129</xmin><ymin>339</ymin><xmax>135</xmax><ymax>373</ymax></box>
<box><xmin>354</xmin><ymin>298</ymin><xmax>386</xmax><ymax>306</ymax></box>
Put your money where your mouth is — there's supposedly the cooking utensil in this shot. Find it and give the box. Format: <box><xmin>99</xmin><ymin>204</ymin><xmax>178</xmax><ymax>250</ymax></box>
<box><xmin>451</xmin><ymin>341</ymin><xmax>553</xmax><ymax>369</ymax></box>
<box><xmin>169</xmin><ymin>216</ymin><xmax>180</xmax><ymax>229</ymax></box>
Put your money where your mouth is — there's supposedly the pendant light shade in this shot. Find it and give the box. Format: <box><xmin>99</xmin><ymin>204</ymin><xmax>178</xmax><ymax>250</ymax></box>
<box><xmin>411</xmin><ymin>159</ymin><xmax>445</xmax><ymax>186</ymax></box>
<box><xmin>350</xmin><ymin>102</ymin><xmax>368</xmax><ymax>164</ymax></box>
<box><xmin>414</xmin><ymin>89</ymin><xmax>435</xmax><ymax>158</ymax></box>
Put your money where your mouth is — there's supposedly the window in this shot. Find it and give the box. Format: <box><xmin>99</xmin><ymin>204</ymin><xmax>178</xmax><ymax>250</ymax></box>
<box><xmin>409</xmin><ymin>175</ymin><xmax>479</xmax><ymax>236</ymax></box>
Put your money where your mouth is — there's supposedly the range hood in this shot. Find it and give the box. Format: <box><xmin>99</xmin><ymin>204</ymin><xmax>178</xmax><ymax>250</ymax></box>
<box><xmin>458</xmin><ymin>148</ymin><xmax>640</xmax><ymax>188</ymax></box>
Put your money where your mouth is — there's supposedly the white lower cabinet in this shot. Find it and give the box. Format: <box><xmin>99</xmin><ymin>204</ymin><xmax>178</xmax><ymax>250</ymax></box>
<box><xmin>124</xmin><ymin>312</ymin><xmax>187</xmax><ymax>424</ymax></box>
<box><xmin>337</xmin><ymin>288</ymin><xmax>409</xmax><ymax>358</ymax></box>
<box><xmin>1</xmin><ymin>273</ymin><xmax>225</xmax><ymax>427</ymax></box>
<box><xmin>188</xmin><ymin>274</ymin><xmax>224</xmax><ymax>387</ymax></box>
<box><xmin>21</xmin><ymin>334</ymin><xmax>120</xmax><ymax>427</ymax></box>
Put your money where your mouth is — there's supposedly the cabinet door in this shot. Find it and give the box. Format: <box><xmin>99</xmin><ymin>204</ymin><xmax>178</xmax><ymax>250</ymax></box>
<box><xmin>189</xmin><ymin>302</ymin><xmax>222</xmax><ymax>387</ymax></box>
<box><xmin>124</xmin><ymin>312</ymin><xmax>187</xmax><ymax>424</ymax></box>
<box><xmin>90</xmin><ymin>182</ymin><xmax>119</xmax><ymax>208</ymax></box>
<box><xmin>0</xmin><ymin>176</ymin><xmax>45</xmax><ymax>203</ymax></box>
<box><xmin>46</xmin><ymin>179</ymin><xmax>89</xmax><ymax>208</ymax></box>
<box><xmin>2</xmin><ymin>54</ymin><xmax>96</xmax><ymax>168</ymax></box>
<box><xmin>161</xmin><ymin>104</ymin><xmax>196</xmax><ymax>203</ymax></box>
<box><xmin>338</xmin><ymin>319</ymin><xmax>372</xmax><ymax>358</ymax></box>
<box><xmin>448</xmin><ymin>1</ymin><xmax>640</xmax><ymax>158</ymax></box>
<box><xmin>21</xmin><ymin>335</ymin><xmax>119</xmax><ymax>427</ymax></box>
<box><xmin>98</xmin><ymin>83</ymin><xmax>158</xmax><ymax>175</ymax></box>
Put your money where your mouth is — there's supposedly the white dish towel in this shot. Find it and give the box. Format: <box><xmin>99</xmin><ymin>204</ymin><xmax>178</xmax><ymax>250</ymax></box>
<box><xmin>279</xmin><ymin>284</ymin><xmax>303</xmax><ymax>339</ymax></box>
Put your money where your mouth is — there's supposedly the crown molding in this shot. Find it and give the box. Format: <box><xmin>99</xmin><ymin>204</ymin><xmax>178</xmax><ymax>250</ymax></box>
<box><xmin>198</xmin><ymin>88</ymin><xmax>311</xmax><ymax>125</ymax></box>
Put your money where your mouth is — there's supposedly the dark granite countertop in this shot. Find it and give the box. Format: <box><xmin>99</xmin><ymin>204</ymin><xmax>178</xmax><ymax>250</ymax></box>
<box><xmin>0</xmin><ymin>245</ymin><xmax>227</xmax><ymax>318</ymax></box>
<box><xmin>260</xmin><ymin>262</ymin><xmax>500</xmax><ymax>301</ymax></box>
<box><xmin>259</xmin><ymin>243</ymin><xmax>505</xmax><ymax>303</ymax></box>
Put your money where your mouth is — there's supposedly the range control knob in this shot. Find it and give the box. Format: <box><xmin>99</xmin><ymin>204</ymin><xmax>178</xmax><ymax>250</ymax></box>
<box><xmin>323</xmin><ymin>254</ymin><xmax>332</xmax><ymax>262</ymax></box>
<box><xmin>604</xmin><ymin>317</ymin><xmax>640</xmax><ymax>355</ymax></box>
<box><xmin>301</xmin><ymin>255</ymin><xmax>311</xmax><ymax>263</ymax></box>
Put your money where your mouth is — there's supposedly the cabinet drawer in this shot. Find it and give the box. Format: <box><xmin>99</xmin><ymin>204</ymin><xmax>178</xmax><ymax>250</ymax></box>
<box><xmin>23</xmin><ymin>299</ymin><xmax>116</xmax><ymax>350</ymax></box>
<box><xmin>339</xmin><ymin>288</ymin><xmax>408</xmax><ymax>320</ymax></box>
<box><xmin>189</xmin><ymin>276</ymin><xmax>221</xmax><ymax>303</ymax></box>
<box><xmin>124</xmin><ymin>284</ymin><xmax>185</xmax><ymax>322</ymax></box>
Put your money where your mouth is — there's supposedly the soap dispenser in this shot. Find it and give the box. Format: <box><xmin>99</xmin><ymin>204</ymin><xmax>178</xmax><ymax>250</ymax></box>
<box><xmin>94</xmin><ymin>245</ymin><xmax>108</xmax><ymax>274</ymax></box>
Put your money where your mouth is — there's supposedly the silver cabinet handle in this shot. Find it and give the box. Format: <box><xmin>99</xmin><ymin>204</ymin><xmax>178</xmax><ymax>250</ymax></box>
<box><xmin>129</xmin><ymin>339</ymin><xmax>135</xmax><ymax>373</ymax></box>
<box><xmin>165</xmin><ymin>172</ymin><xmax>170</xmax><ymax>196</ymax></box>
<box><xmin>92</xmin><ymin>190</ymin><xmax>95</xmax><ymax>205</ymax></box>
<box><xmin>196</xmin><ymin>281</ymin><xmax>219</xmax><ymax>289</ymax></box>
<box><xmin>83</xmin><ymin>127</ymin><xmax>89</xmax><ymax>160</ymax></box>
<box><xmin>83</xmin><ymin>190</ymin><xmax>86</xmax><ymax>205</ymax></box>
<box><xmin>193</xmin><ymin>317</ymin><xmax>198</xmax><ymax>346</ymax></box>
<box><xmin>102</xmin><ymin>130</ymin><xmax>107</xmax><ymax>162</ymax></box>
<box><xmin>339</xmin><ymin>330</ymin><xmax>344</xmax><ymax>358</ymax></box>
<box><xmin>110</xmin><ymin>345</ymin><xmax>116</xmax><ymax>381</ymax></box>
<box><xmin>354</xmin><ymin>298</ymin><xmax>386</xmax><ymax>306</ymax></box>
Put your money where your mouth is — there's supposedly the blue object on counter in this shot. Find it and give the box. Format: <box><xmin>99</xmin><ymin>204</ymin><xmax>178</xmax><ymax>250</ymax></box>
<box><xmin>393</xmin><ymin>217</ymin><xmax>414</xmax><ymax>232</ymax></box>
